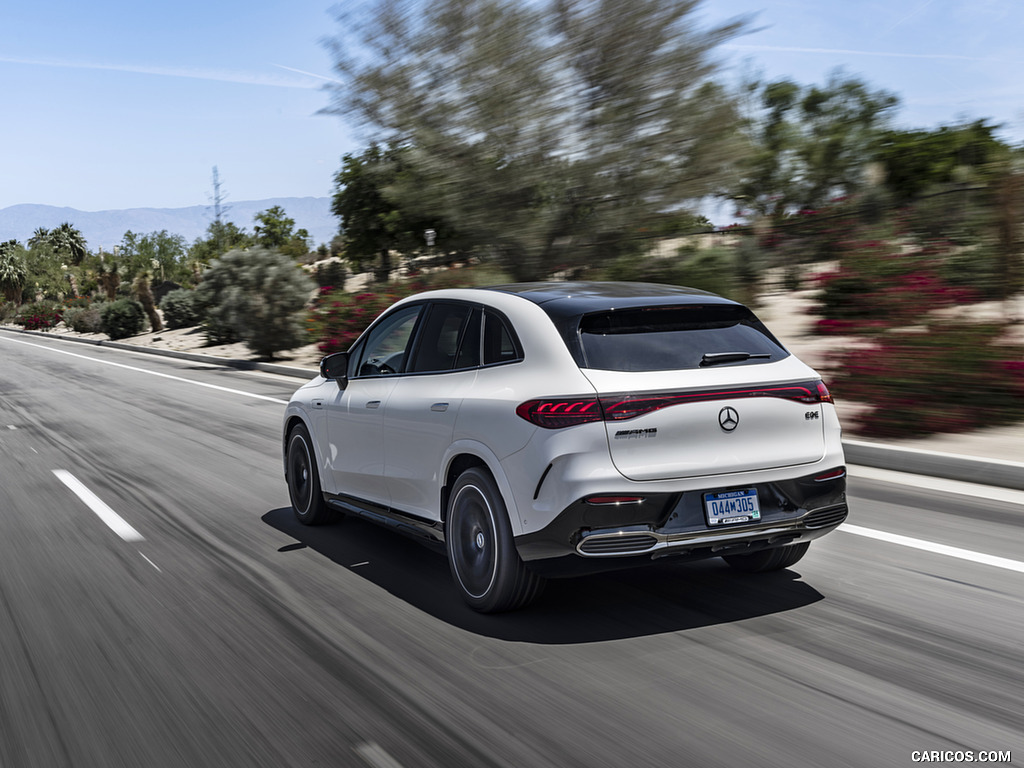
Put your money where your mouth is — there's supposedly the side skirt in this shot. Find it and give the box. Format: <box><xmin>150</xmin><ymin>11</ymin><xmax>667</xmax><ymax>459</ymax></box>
<box><xmin>325</xmin><ymin>493</ymin><xmax>445</xmax><ymax>549</ymax></box>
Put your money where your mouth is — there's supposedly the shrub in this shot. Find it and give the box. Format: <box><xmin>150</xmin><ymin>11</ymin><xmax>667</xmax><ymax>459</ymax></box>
<box><xmin>309</xmin><ymin>286</ymin><xmax>415</xmax><ymax>356</ymax></box>
<box><xmin>603</xmin><ymin>246</ymin><xmax>737</xmax><ymax>298</ymax></box>
<box><xmin>15</xmin><ymin>301</ymin><xmax>63</xmax><ymax>331</ymax></box>
<box><xmin>825</xmin><ymin>320</ymin><xmax>1024</xmax><ymax>438</ymax></box>
<box><xmin>160</xmin><ymin>288</ymin><xmax>200</xmax><ymax>329</ymax></box>
<box><xmin>813</xmin><ymin>241</ymin><xmax>980</xmax><ymax>335</ymax></box>
<box><xmin>194</xmin><ymin>247</ymin><xmax>314</xmax><ymax>359</ymax></box>
<box><xmin>101</xmin><ymin>299</ymin><xmax>147</xmax><ymax>340</ymax></box>
<box><xmin>63</xmin><ymin>304</ymin><xmax>106</xmax><ymax>333</ymax></box>
<box><xmin>308</xmin><ymin>265</ymin><xmax>513</xmax><ymax>356</ymax></box>
<box><xmin>314</xmin><ymin>260</ymin><xmax>347</xmax><ymax>291</ymax></box>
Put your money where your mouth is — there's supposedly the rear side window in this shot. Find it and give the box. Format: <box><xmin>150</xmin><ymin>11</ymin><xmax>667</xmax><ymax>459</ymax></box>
<box><xmin>578</xmin><ymin>305</ymin><xmax>787</xmax><ymax>372</ymax></box>
<box><xmin>483</xmin><ymin>309</ymin><xmax>522</xmax><ymax>365</ymax></box>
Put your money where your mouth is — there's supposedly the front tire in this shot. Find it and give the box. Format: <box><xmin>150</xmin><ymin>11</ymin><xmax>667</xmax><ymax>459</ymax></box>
<box><xmin>446</xmin><ymin>467</ymin><xmax>544</xmax><ymax>613</ymax></box>
<box><xmin>723</xmin><ymin>542</ymin><xmax>809</xmax><ymax>573</ymax></box>
<box><xmin>286</xmin><ymin>424</ymin><xmax>336</xmax><ymax>525</ymax></box>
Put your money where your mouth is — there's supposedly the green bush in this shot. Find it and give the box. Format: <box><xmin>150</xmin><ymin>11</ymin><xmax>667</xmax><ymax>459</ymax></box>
<box><xmin>314</xmin><ymin>260</ymin><xmax>347</xmax><ymax>290</ymax></box>
<box><xmin>63</xmin><ymin>304</ymin><xmax>106</xmax><ymax>333</ymax></box>
<box><xmin>101</xmin><ymin>299</ymin><xmax>147</xmax><ymax>340</ymax></box>
<box><xmin>15</xmin><ymin>301</ymin><xmax>63</xmax><ymax>331</ymax></box>
<box><xmin>1</xmin><ymin>301</ymin><xmax>19</xmax><ymax>323</ymax></box>
<box><xmin>194</xmin><ymin>247</ymin><xmax>314</xmax><ymax>359</ymax></box>
<box><xmin>160</xmin><ymin>288</ymin><xmax>200</xmax><ymax>329</ymax></box>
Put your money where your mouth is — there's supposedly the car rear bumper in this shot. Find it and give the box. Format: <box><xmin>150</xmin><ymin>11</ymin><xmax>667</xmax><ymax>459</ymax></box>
<box><xmin>514</xmin><ymin>468</ymin><xmax>848</xmax><ymax>576</ymax></box>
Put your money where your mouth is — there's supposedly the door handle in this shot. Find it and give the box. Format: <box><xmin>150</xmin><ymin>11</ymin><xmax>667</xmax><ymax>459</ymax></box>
<box><xmin>430</xmin><ymin>403</ymin><xmax>449</xmax><ymax>412</ymax></box>
<box><xmin>365</xmin><ymin>400</ymin><xmax>381</xmax><ymax>409</ymax></box>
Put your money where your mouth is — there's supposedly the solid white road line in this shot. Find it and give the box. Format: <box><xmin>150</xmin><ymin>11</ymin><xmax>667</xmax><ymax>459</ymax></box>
<box><xmin>848</xmin><ymin>465</ymin><xmax>1024</xmax><ymax>506</ymax></box>
<box><xmin>52</xmin><ymin>470</ymin><xmax>145</xmax><ymax>542</ymax></box>
<box><xmin>839</xmin><ymin>523</ymin><xmax>1024</xmax><ymax>574</ymax></box>
<box><xmin>0</xmin><ymin>336</ymin><xmax>288</xmax><ymax>404</ymax></box>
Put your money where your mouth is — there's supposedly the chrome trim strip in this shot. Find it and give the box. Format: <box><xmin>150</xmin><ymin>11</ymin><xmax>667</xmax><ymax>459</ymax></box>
<box><xmin>575</xmin><ymin>519</ymin><xmax>829</xmax><ymax>558</ymax></box>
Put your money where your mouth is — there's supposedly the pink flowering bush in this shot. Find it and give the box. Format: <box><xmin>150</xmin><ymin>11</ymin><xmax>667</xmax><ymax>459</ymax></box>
<box><xmin>15</xmin><ymin>301</ymin><xmax>63</xmax><ymax>331</ymax></box>
<box><xmin>309</xmin><ymin>284</ymin><xmax>423</xmax><ymax>356</ymax></box>
<box><xmin>825</xmin><ymin>321</ymin><xmax>1024</xmax><ymax>438</ymax></box>
<box><xmin>814</xmin><ymin>239</ymin><xmax>981</xmax><ymax>336</ymax></box>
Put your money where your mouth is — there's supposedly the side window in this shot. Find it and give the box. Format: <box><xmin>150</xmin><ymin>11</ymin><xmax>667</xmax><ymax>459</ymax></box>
<box><xmin>353</xmin><ymin>304</ymin><xmax>423</xmax><ymax>378</ymax></box>
<box><xmin>408</xmin><ymin>303</ymin><xmax>477</xmax><ymax>373</ymax></box>
<box><xmin>454</xmin><ymin>308</ymin><xmax>482</xmax><ymax>369</ymax></box>
<box><xmin>483</xmin><ymin>309</ymin><xmax>522</xmax><ymax>366</ymax></box>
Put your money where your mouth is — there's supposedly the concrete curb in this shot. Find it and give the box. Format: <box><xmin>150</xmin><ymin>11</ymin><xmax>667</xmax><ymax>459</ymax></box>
<box><xmin>5</xmin><ymin>325</ymin><xmax>1021</xmax><ymax>491</ymax></box>
<box><xmin>842</xmin><ymin>439</ymin><xmax>1024</xmax><ymax>492</ymax></box>
<box><xmin>0</xmin><ymin>326</ymin><xmax>317</xmax><ymax>379</ymax></box>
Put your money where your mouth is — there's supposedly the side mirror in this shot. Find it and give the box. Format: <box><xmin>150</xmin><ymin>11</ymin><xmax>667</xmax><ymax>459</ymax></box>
<box><xmin>320</xmin><ymin>352</ymin><xmax>349</xmax><ymax>389</ymax></box>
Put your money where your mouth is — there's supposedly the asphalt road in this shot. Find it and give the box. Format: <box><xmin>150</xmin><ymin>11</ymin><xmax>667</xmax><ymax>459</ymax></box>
<box><xmin>1</xmin><ymin>331</ymin><xmax>1021</xmax><ymax>768</ymax></box>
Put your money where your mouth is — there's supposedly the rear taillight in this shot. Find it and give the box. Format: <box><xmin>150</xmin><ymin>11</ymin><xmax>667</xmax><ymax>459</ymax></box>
<box><xmin>517</xmin><ymin>380</ymin><xmax>833</xmax><ymax>429</ymax></box>
<box><xmin>813</xmin><ymin>380</ymin><xmax>834</xmax><ymax>404</ymax></box>
<box><xmin>515</xmin><ymin>397</ymin><xmax>603</xmax><ymax>429</ymax></box>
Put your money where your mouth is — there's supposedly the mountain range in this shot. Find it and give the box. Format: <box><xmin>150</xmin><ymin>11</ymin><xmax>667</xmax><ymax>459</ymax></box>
<box><xmin>0</xmin><ymin>197</ymin><xmax>337</xmax><ymax>252</ymax></box>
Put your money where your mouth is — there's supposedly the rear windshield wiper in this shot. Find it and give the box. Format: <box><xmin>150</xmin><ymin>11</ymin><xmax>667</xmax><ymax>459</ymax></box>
<box><xmin>700</xmin><ymin>352</ymin><xmax>772</xmax><ymax>367</ymax></box>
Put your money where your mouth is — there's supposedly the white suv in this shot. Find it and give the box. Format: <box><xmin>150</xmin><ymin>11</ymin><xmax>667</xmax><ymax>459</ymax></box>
<box><xmin>283</xmin><ymin>282</ymin><xmax>848</xmax><ymax>612</ymax></box>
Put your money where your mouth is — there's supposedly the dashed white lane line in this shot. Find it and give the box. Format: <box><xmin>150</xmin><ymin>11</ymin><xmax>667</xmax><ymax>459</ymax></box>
<box><xmin>848</xmin><ymin>465</ymin><xmax>1024</xmax><ymax>506</ymax></box>
<box><xmin>355</xmin><ymin>742</ymin><xmax>405</xmax><ymax>768</ymax></box>
<box><xmin>1</xmin><ymin>336</ymin><xmax>288</xmax><ymax>404</ymax></box>
<box><xmin>52</xmin><ymin>470</ymin><xmax>145</xmax><ymax>543</ymax></box>
<box><xmin>138</xmin><ymin>552</ymin><xmax>162</xmax><ymax>572</ymax></box>
<box><xmin>839</xmin><ymin>523</ymin><xmax>1024</xmax><ymax>574</ymax></box>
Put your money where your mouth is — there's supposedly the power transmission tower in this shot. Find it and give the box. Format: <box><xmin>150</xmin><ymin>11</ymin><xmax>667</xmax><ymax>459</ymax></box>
<box><xmin>209</xmin><ymin>166</ymin><xmax>231</xmax><ymax>255</ymax></box>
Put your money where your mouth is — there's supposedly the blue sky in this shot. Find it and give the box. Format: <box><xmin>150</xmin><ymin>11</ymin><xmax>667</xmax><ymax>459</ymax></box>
<box><xmin>2</xmin><ymin>0</ymin><xmax>1022</xmax><ymax>218</ymax></box>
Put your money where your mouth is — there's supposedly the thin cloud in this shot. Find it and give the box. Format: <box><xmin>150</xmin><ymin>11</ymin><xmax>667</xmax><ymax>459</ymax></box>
<box><xmin>0</xmin><ymin>55</ymin><xmax>323</xmax><ymax>89</ymax></box>
<box><xmin>724</xmin><ymin>44</ymin><xmax>1023</xmax><ymax>65</ymax></box>
<box><xmin>271</xmin><ymin>63</ymin><xmax>341</xmax><ymax>84</ymax></box>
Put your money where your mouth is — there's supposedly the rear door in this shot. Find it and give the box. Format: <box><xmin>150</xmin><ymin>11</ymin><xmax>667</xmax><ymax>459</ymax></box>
<box><xmin>384</xmin><ymin>302</ymin><xmax>481</xmax><ymax>519</ymax></box>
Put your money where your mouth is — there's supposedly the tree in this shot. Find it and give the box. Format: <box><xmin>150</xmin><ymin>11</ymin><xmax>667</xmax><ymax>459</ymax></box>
<box><xmin>253</xmin><ymin>206</ymin><xmax>311</xmax><ymax>260</ymax></box>
<box><xmin>733</xmin><ymin>72</ymin><xmax>899</xmax><ymax>220</ymax></box>
<box><xmin>0</xmin><ymin>240</ymin><xmax>28</xmax><ymax>304</ymax></box>
<box><xmin>874</xmin><ymin>120</ymin><xmax>1007</xmax><ymax>204</ymax></box>
<box><xmin>324</xmin><ymin>0</ymin><xmax>747</xmax><ymax>280</ymax></box>
<box><xmin>118</xmin><ymin>230</ymin><xmax>188</xmax><ymax>283</ymax></box>
<box><xmin>187</xmin><ymin>220</ymin><xmax>253</xmax><ymax>270</ymax></box>
<box><xmin>332</xmin><ymin>143</ymin><xmax>447</xmax><ymax>280</ymax></box>
<box><xmin>48</xmin><ymin>222</ymin><xmax>89</xmax><ymax>266</ymax></box>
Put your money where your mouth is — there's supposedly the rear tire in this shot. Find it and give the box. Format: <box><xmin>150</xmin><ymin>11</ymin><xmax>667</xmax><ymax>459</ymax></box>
<box><xmin>723</xmin><ymin>542</ymin><xmax>809</xmax><ymax>573</ymax></box>
<box><xmin>446</xmin><ymin>467</ymin><xmax>544</xmax><ymax>613</ymax></box>
<box><xmin>286</xmin><ymin>424</ymin><xmax>337</xmax><ymax>525</ymax></box>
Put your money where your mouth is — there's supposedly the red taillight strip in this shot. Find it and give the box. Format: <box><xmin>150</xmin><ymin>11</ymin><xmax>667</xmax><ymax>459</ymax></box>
<box><xmin>517</xmin><ymin>380</ymin><xmax>833</xmax><ymax>428</ymax></box>
<box><xmin>600</xmin><ymin>381</ymin><xmax>831</xmax><ymax>422</ymax></box>
<box><xmin>585</xmin><ymin>496</ymin><xmax>645</xmax><ymax>505</ymax></box>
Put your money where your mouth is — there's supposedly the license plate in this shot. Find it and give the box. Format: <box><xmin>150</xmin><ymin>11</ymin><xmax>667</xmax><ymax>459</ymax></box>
<box><xmin>703</xmin><ymin>489</ymin><xmax>761</xmax><ymax>527</ymax></box>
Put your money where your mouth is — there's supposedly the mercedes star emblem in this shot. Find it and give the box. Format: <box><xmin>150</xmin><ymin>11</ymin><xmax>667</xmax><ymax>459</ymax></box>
<box><xmin>719</xmin><ymin>406</ymin><xmax>739</xmax><ymax>432</ymax></box>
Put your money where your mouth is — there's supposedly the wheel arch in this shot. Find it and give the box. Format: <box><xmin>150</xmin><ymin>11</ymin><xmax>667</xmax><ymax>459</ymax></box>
<box><xmin>441</xmin><ymin>442</ymin><xmax>522</xmax><ymax>536</ymax></box>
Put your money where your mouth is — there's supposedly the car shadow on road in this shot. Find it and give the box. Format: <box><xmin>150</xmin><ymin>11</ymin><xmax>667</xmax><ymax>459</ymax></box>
<box><xmin>262</xmin><ymin>507</ymin><xmax>824</xmax><ymax>644</ymax></box>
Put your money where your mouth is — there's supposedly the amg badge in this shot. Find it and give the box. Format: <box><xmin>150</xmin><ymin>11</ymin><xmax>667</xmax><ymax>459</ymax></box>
<box><xmin>614</xmin><ymin>428</ymin><xmax>658</xmax><ymax>439</ymax></box>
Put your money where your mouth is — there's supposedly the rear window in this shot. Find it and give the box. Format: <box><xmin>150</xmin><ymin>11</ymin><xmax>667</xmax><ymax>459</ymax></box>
<box><xmin>578</xmin><ymin>305</ymin><xmax>787</xmax><ymax>372</ymax></box>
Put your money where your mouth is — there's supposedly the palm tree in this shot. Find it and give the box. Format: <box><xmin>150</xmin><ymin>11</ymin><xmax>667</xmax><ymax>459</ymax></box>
<box><xmin>0</xmin><ymin>241</ymin><xmax>28</xmax><ymax>304</ymax></box>
<box><xmin>49</xmin><ymin>222</ymin><xmax>89</xmax><ymax>266</ymax></box>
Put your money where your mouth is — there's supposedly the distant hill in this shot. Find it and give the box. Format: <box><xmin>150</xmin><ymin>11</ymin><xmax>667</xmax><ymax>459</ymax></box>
<box><xmin>0</xmin><ymin>197</ymin><xmax>338</xmax><ymax>252</ymax></box>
